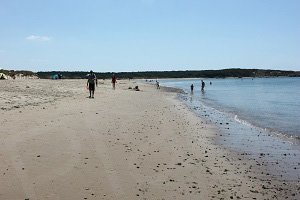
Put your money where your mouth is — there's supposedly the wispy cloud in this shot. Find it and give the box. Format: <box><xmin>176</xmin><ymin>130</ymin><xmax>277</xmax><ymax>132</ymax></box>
<box><xmin>26</xmin><ymin>35</ymin><xmax>51</xmax><ymax>41</ymax></box>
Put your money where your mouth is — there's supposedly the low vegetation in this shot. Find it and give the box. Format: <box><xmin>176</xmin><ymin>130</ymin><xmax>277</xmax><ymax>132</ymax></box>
<box><xmin>36</xmin><ymin>68</ymin><xmax>299</xmax><ymax>79</ymax></box>
<box><xmin>1</xmin><ymin>68</ymin><xmax>299</xmax><ymax>79</ymax></box>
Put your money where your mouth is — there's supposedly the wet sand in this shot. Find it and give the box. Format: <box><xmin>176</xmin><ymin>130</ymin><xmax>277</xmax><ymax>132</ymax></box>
<box><xmin>178</xmin><ymin>92</ymin><xmax>300</xmax><ymax>182</ymax></box>
<box><xmin>0</xmin><ymin>79</ymin><xmax>299</xmax><ymax>199</ymax></box>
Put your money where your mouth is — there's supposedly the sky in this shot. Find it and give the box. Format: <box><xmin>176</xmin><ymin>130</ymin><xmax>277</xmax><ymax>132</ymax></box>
<box><xmin>0</xmin><ymin>0</ymin><xmax>299</xmax><ymax>72</ymax></box>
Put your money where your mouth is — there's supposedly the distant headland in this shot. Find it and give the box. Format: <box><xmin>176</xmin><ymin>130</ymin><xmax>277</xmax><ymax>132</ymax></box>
<box><xmin>1</xmin><ymin>68</ymin><xmax>299</xmax><ymax>79</ymax></box>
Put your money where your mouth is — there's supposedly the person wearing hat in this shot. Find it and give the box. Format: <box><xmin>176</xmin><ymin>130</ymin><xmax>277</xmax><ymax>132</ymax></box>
<box><xmin>87</xmin><ymin>70</ymin><xmax>97</xmax><ymax>98</ymax></box>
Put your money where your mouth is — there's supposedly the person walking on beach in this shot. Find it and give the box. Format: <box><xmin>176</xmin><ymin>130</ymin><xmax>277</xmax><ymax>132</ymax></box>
<box><xmin>156</xmin><ymin>80</ymin><xmax>160</xmax><ymax>89</ymax></box>
<box><xmin>87</xmin><ymin>70</ymin><xmax>97</xmax><ymax>98</ymax></box>
<box><xmin>190</xmin><ymin>84</ymin><xmax>194</xmax><ymax>92</ymax></box>
<box><xmin>112</xmin><ymin>73</ymin><xmax>117</xmax><ymax>90</ymax></box>
<box><xmin>201</xmin><ymin>80</ymin><xmax>205</xmax><ymax>91</ymax></box>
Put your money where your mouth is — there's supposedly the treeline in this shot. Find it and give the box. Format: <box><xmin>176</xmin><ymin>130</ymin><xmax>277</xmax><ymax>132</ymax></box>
<box><xmin>36</xmin><ymin>68</ymin><xmax>300</xmax><ymax>79</ymax></box>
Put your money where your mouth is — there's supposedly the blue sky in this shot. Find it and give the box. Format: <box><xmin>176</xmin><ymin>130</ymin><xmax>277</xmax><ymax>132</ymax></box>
<box><xmin>0</xmin><ymin>0</ymin><xmax>299</xmax><ymax>72</ymax></box>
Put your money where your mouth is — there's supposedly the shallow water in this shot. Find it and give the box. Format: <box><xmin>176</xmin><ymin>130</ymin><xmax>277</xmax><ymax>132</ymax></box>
<box><xmin>157</xmin><ymin>77</ymin><xmax>300</xmax><ymax>181</ymax></box>
<box><xmin>159</xmin><ymin>77</ymin><xmax>300</xmax><ymax>140</ymax></box>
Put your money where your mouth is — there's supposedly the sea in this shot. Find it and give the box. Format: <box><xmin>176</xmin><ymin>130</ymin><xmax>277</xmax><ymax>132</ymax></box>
<box><xmin>157</xmin><ymin>77</ymin><xmax>300</xmax><ymax>180</ymax></box>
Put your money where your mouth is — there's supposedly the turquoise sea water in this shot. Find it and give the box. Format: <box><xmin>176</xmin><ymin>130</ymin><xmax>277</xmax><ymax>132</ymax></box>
<box><xmin>157</xmin><ymin>77</ymin><xmax>300</xmax><ymax>181</ymax></box>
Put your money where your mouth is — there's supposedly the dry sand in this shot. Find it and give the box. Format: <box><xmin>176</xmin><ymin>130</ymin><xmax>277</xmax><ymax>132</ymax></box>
<box><xmin>0</xmin><ymin>79</ymin><xmax>299</xmax><ymax>200</ymax></box>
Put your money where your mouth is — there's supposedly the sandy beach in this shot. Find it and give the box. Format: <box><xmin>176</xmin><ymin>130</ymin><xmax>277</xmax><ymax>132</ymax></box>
<box><xmin>0</xmin><ymin>79</ymin><xmax>299</xmax><ymax>200</ymax></box>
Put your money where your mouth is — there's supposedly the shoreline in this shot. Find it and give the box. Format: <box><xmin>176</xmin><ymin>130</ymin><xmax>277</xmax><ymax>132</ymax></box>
<box><xmin>0</xmin><ymin>79</ymin><xmax>299</xmax><ymax>199</ymax></box>
<box><xmin>159</xmin><ymin>80</ymin><xmax>300</xmax><ymax>182</ymax></box>
<box><xmin>156</xmin><ymin>77</ymin><xmax>300</xmax><ymax>143</ymax></box>
<box><xmin>155</xmin><ymin>79</ymin><xmax>299</xmax><ymax>144</ymax></box>
<box><xmin>150</xmin><ymin>80</ymin><xmax>300</xmax><ymax>190</ymax></box>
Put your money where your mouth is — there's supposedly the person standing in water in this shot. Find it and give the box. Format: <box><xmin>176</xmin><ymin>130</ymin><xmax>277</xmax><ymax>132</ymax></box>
<box><xmin>190</xmin><ymin>84</ymin><xmax>194</xmax><ymax>92</ymax></box>
<box><xmin>201</xmin><ymin>80</ymin><xmax>205</xmax><ymax>91</ymax></box>
<box><xmin>87</xmin><ymin>70</ymin><xmax>97</xmax><ymax>98</ymax></box>
<box><xmin>112</xmin><ymin>73</ymin><xmax>117</xmax><ymax>90</ymax></box>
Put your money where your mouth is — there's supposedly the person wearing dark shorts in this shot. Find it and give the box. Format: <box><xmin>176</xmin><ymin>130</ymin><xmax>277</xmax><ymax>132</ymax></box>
<box><xmin>87</xmin><ymin>70</ymin><xmax>97</xmax><ymax>98</ymax></box>
<box><xmin>89</xmin><ymin>82</ymin><xmax>95</xmax><ymax>91</ymax></box>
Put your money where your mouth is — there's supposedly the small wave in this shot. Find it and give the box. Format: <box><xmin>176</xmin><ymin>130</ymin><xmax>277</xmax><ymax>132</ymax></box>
<box><xmin>234</xmin><ymin>115</ymin><xmax>253</xmax><ymax>127</ymax></box>
<box><xmin>266</xmin><ymin>128</ymin><xmax>300</xmax><ymax>144</ymax></box>
<box><xmin>172</xmin><ymin>82</ymin><xmax>300</xmax><ymax>145</ymax></box>
<box><xmin>234</xmin><ymin>114</ymin><xmax>299</xmax><ymax>144</ymax></box>
<box><xmin>183</xmin><ymin>92</ymin><xmax>300</xmax><ymax>145</ymax></box>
